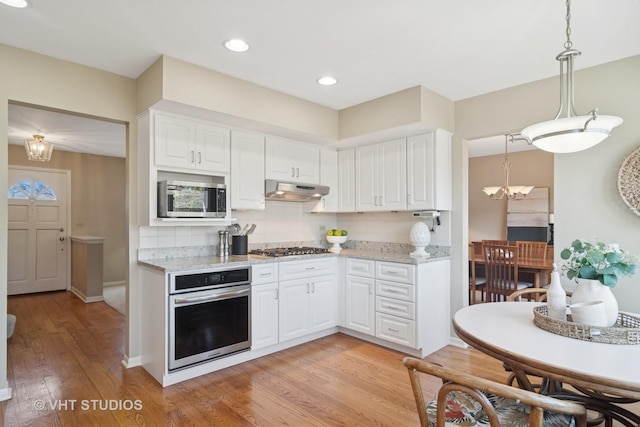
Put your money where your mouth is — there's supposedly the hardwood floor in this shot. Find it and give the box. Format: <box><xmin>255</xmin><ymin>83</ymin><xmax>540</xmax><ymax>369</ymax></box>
<box><xmin>3</xmin><ymin>290</ymin><xmax>635</xmax><ymax>426</ymax></box>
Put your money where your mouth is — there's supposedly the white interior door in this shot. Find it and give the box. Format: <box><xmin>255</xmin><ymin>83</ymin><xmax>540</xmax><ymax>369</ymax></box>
<box><xmin>7</xmin><ymin>167</ymin><xmax>70</xmax><ymax>295</ymax></box>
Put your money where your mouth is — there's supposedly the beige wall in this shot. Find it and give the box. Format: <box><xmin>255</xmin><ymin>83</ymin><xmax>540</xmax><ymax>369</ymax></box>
<box><xmin>339</xmin><ymin>85</ymin><xmax>455</xmax><ymax>139</ymax></box>
<box><xmin>468</xmin><ymin>150</ymin><xmax>554</xmax><ymax>241</ymax></box>
<box><xmin>0</xmin><ymin>43</ymin><xmax>138</xmax><ymax>395</ymax></box>
<box><xmin>143</xmin><ymin>56</ymin><xmax>340</xmax><ymax>142</ymax></box>
<box><xmin>8</xmin><ymin>145</ymin><xmax>126</xmax><ymax>284</ymax></box>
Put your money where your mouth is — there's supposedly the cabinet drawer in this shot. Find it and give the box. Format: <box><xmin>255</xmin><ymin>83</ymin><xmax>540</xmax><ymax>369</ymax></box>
<box><xmin>376</xmin><ymin>262</ymin><xmax>415</xmax><ymax>284</ymax></box>
<box><xmin>376</xmin><ymin>279</ymin><xmax>415</xmax><ymax>302</ymax></box>
<box><xmin>376</xmin><ymin>296</ymin><xmax>415</xmax><ymax>320</ymax></box>
<box><xmin>376</xmin><ymin>313</ymin><xmax>416</xmax><ymax>348</ymax></box>
<box><xmin>252</xmin><ymin>263</ymin><xmax>279</xmax><ymax>285</ymax></box>
<box><xmin>346</xmin><ymin>258</ymin><xmax>375</xmax><ymax>278</ymax></box>
<box><xmin>279</xmin><ymin>258</ymin><xmax>335</xmax><ymax>281</ymax></box>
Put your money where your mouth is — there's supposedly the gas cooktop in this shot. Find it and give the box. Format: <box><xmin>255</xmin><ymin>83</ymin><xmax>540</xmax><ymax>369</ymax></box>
<box><xmin>249</xmin><ymin>247</ymin><xmax>330</xmax><ymax>257</ymax></box>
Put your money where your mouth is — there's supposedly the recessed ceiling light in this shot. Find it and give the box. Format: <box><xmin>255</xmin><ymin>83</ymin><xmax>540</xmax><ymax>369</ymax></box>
<box><xmin>224</xmin><ymin>39</ymin><xmax>249</xmax><ymax>52</ymax></box>
<box><xmin>0</xmin><ymin>0</ymin><xmax>28</xmax><ymax>8</ymax></box>
<box><xmin>317</xmin><ymin>76</ymin><xmax>338</xmax><ymax>86</ymax></box>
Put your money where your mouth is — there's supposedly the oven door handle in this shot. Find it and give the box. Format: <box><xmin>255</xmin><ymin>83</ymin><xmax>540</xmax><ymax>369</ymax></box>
<box><xmin>173</xmin><ymin>288</ymin><xmax>249</xmax><ymax>305</ymax></box>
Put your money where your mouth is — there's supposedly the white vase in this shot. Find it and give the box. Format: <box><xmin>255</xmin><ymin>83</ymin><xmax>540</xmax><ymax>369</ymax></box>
<box><xmin>409</xmin><ymin>221</ymin><xmax>430</xmax><ymax>257</ymax></box>
<box><xmin>571</xmin><ymin>279</ymin><xmax>619</xmax><ymax>327</ymax></box>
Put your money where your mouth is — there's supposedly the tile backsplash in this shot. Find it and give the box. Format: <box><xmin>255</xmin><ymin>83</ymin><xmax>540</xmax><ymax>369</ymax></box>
<box><xmin>138</xmin><ymin>200</ymin><xmax>451</xmax><ymax>251</ymax></box>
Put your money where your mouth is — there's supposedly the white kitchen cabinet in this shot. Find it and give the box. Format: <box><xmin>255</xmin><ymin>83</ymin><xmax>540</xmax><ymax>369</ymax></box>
<box><xmin>345</xmin><ymin>275</ymin><xmax>375</xmax><ymax>336</ymax></box>
<box><xmin>341</xmin><ymin>258</ymin><xmax>450</xmax><ymax>357</ymax></box>
<box><xmin>231</xmin><ymin>130</ymin><xmax>265</xmax><ymax>210</ymax></box>
<box><xmin>344</xmin><ymin>258</ymin><xmax>376</xmax><ymax>336</ymax></box>
<box><xmin>265</xmin><ymin>136</ymin><xmax>320</xmax><ymax>184</ymax></box>
<box><xmin>355</xmin><ymin>138</ymin><xmax>406</xmax><ymax>211</ymax></box>
<box><xmin>137</xmin><ymin>110</ymin><xmax>231</xmax><ymax>226</ymax></box>
<box><xmin>308</xmin><ymin>275</ymin><xmax>337</xmax><ymax>332</ymax></box>
<box><xmin>310</xmin><ymin>149</ymin><xmax>339</xmax><ymax>213</ymax></box>
<box><xmin>278</xmin><ymin>258</ymin><xmax>337</xmax><ymax>342</ymax></box>
<box><xmin>251</xmin><ymin>282</ymin><xmax>279</xmax><ymax>350</ymax></box>
<box><xmin>251</xmin><ymin>263</ymin><xmax>279</xmax><ymax>350</ymax></box>
<box><xmin>406</xmin><ymin>130</ymin><xmax>452</xmax><ymax>211</ymax></box>
<box><xmin>338</xmin><ymin>148</ymin><xmax>356</xmax><ymax>212</ymax></box>
<box><xmin>154</xmin><ymin>112</ymin><xmax>230</xmax><ymax>174</ymax></box>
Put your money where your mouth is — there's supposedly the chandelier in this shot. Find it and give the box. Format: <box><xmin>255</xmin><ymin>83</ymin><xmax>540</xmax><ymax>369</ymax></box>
<box><xmin>482</xmin><ymin>135</ymin><xmax>534</xmax><ymax>200</ymax></box>
<box><xmin>520</xmin><ymin>0</ymin><xmax>623</xmax><ymax>153</ymax></box>
<box><xmin>24</xmin><ymin>134</ymin><xmax>53</xmax><ymax>162</ymax></box>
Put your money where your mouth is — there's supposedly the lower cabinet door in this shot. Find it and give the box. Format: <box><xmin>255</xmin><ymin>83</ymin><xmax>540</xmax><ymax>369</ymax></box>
<box><xmin>278</xmin><ymin>278</ymin><xmax>310</xmax><ymax>342</ymax></box>
<box><xmin>309</xmin><ymin>275</ymin><xmax>337</xmax><ymax>333</ymax></box>
<box><xmin>345</xmin><ymin>275</ymin><xmax>375</xmax><ymax>336</ymax></box>
<box><xmin>251</xmin><ymin>282</ymin><xmax>279</xmax><ymax>350</ymax></box>
<box><xmin>375</xmin><ymin>313</ymin><xmax>416</xmax><ymax>348</ymax></box>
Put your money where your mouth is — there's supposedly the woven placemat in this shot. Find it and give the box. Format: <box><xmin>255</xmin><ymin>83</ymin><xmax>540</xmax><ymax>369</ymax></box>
<box><xmin>533</xmin><ymin>306</ymin><xmax>640</xmax><ymax>345</ymax></box>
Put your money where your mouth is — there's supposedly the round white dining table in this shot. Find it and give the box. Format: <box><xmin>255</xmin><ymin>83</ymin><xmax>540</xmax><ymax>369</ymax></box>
<box><xmin>453</xmin><ymin>302</ymin><xmax>640</xmax><ymax>401</ymax></box>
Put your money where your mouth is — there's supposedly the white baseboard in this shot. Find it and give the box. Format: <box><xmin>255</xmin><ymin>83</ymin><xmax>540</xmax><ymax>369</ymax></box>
<box><xmin>104</xmin><ymin>281</ymin><xmax>125</xmax><ymax>287</ymax></box>
<box><xmin>70</xmin><ymin>287</ymin><xmax>104</xmax><ymax>303</ymax></box>
<box><xmin>449</xmin><ymin>336</ymin><xmax>469</xmax><ymax>348</ymax></box>
<box><xmin>122</xmin><ymin>355</ymin><xmax>142</xmax><ymax>368</ymax></box>
<box><xmin>0</xmin><ymin>386</ymin><xmax>12</xmax><ymax>402</ymax></box>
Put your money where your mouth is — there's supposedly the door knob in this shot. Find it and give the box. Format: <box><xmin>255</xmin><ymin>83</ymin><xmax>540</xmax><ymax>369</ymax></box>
<box><xmin>59</xmin><ymin>237</ymin><xmax>65</xmax><ymax>241</ymax></box>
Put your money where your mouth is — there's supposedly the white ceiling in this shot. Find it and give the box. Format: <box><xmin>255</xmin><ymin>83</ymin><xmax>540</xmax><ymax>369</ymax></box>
<box><xmin>3</xmin><ymin>0</ymin><xmax>639</xmax><ymax>158</ymax></box>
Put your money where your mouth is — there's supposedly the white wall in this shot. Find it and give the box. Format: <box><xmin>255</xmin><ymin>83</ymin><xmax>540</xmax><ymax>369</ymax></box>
<box><xmin>454</xmin><ymin>55</ymin><xmax>640</xmax><ymax>317</ymax></box>
<box><xmin>139</xmin><ymin>206</ymin><xmax>451</xmax><ymax>250</ymax></box>
<box><xmin>554</xmin><ymin>57</ymin><xmax>640</xmax><ymax>313</ymax></box>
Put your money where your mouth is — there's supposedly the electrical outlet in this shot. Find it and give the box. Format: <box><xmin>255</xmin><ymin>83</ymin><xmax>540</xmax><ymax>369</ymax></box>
<box><xmin>319</xmin><ymin>225</ymin><xmax>326</xmax><ymax>232</ymax></box>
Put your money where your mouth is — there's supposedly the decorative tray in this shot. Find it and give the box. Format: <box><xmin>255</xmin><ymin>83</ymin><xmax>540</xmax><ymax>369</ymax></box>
<box><xmin>533</xmin><ymin>306</ymin><xmax>640</xmax><ymax>345</ymax></box>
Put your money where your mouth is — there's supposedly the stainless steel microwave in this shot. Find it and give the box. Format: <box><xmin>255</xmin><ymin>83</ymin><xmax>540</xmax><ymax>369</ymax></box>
<box><xmin>158</xmin><ymin>180</ymin><xmax>226</xmax><ymax>218</ymax></box>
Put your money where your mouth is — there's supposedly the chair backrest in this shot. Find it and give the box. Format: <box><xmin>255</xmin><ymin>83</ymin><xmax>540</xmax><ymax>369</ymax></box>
<box><xmin>403</xmin><ymin>357</ymin><xmax>587</xmax><ymax>427</ymax></box>
<box><xmin>483</xmin><ymin>243</ymin><xmax>520</xmax><ymax>302</ymax></box>
<box><xmin>508</xmin><ymin>287</ymin><xmax>573</xmax><ymax>302</ymax></box>
<box><xmin>516</xmin><ymin>241</ymin><xmax>548</xmax><ymax>260</ymax></box>
<box><xmin>482</xmin><ymin>239</ymin><xmax>509</xmax><ymax>246</ymax></box>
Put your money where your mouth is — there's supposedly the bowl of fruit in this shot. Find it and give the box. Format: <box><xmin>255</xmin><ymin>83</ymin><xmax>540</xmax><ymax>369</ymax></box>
<box><xmin>326</xmin><ymin>229</ymin><xmax>348</xmax><ymax>253</ymax></box>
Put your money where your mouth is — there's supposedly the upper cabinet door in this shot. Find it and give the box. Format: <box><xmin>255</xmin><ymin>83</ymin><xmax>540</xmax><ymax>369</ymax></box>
<box><xmin>378</xmin><ymin>138</ymin><xmax>407</xmax><ymax>211</ymax></box>
<box><xmin>265</xmin><ymin>137</ymin><xmax>295</xmax><ymax>181</ymax></box>
<box><xmin>355</xmin><ymin>144</ymin><xmax>378</xmax><ymax>211</ymax></box>
<box><xmin>197</xmin><ymin>122</ymin><xmax>231</xmax><ymax>174</ymax></box>
<box><xmin>296</xmin><ymin>143</ymin><xmax>320</xmax><ymax>184</ymax></box>
<box><xmin>310</xmin><ymin>149</ymin><xmax>339</xmax><ymax>213</ymax></box>
<box><xmin>355</xmin><ymin>138</ymin><xmax>407</xmax><ymax>211</ymax></box>
<box><xmin>407</xmin><ymin>130</ymin><xmax>451</xmax><ymax>210</ymax></box>
<box><xmin>231</xmin><ymin>130</ymin><xmax>265</xmax><ymax>210</ymax></box>
<box><xmin>154</xmin><ymin>112</ymin><xmax>230</xmax><ymax>174</ymax></box>
<box><xmin>338</xmin><ymin>149</ymin><xmax>356</xmax><ymax>212</ymax></box>
<box><xmin>154</xmin><ymin>113</ymin><xmax>197</xmax><ymax>169</ymax></box>
<box><xmin>265</xmin><ymin>136</ymin><xmax>320</xmax><ymax>184</ymax></box>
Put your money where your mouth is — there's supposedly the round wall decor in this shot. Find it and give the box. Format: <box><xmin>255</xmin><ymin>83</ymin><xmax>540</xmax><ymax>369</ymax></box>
<box><xmin>617</xmin><ymin>146</ymin><xmax>640</xmax><ymax>217</ymax></box>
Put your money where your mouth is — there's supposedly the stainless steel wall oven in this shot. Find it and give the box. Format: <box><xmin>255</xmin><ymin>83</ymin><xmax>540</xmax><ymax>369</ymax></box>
<box><xmin>168</xmin><ymin>267</ymin><xmax>251</xmax><ymax>371</ymax></box>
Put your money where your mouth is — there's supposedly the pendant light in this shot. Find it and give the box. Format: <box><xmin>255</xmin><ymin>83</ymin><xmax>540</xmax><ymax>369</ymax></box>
<box><xmin>24</xmin><ymin>134</ymin><xmax>53</xmax><ymax>161</ymax></box>
<box><xmin>482</xmin><ymin>135</ymin><xmax>534</xmax><ymax>200</ymax></box>
<box><xmin>520</xmin><ymin>0</ymin><xmax>623</xmax><ymax>153</ymax></box>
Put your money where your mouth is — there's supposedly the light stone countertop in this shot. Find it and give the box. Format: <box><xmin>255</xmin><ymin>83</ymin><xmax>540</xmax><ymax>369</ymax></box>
<box><xmin>138</xmin><ymin>249</ymin><xmax>449</xmax><ymax>273</ymax></box>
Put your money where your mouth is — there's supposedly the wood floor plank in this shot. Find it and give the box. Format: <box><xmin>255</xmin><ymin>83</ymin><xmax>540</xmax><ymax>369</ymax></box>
<box><xmin>2</xmin><ymin>290</ymin><xmax>638</xmax><ymax>426</ymax></box>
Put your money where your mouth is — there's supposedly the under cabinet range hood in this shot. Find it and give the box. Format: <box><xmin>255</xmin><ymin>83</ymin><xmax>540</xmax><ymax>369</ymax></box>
<box><xmin>264</xmin><ymin>179</ymin><xmax>329</xmax><ymax>202</ymax></box>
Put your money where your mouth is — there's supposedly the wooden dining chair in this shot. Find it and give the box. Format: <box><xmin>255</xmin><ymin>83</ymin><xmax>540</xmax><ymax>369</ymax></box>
<box><xmin>483</xmin><ymin>243</ymin><xmax>532</xmax><ymax>302</ymax></box>
<box><xmin>481</xmin><ymin>239</ymin><xmax>509</xmax><ymax>246</ymax></box>
<box><xmin>516</xmin><ymin>241</ymin><xmax>548</xmax><ymax>260</ymax></box>
<box><xmin>516</xmin><ymin>241</ymin><xmax>549</xmax><ymax>287</ymax></box>
<box><xmin>403</xmin><ymin>357</ymin><xmax>587</xmax><ymax>427</ymax></box>
<box><xmin>468</xmin><ymin>242</ymin><xmax>486</xmax><ymax>304</ymax></box>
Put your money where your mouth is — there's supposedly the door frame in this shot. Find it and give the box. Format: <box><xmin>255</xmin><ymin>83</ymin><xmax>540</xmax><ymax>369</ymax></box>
<box><xmin>8</xmin><ymin>165</ymin><xmax>72</xmax><ymax>291</ymax></box>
